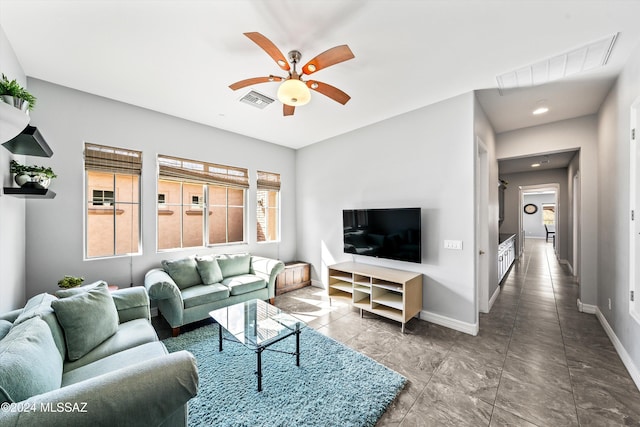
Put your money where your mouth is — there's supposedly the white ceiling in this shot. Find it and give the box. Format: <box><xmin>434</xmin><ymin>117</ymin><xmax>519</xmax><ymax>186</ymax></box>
<box><xmin>498</xmin><ymin>150</ymin><xmax>578</xmax><ymax>175</ymax></box>
<box><xmin>1</xmin><ymin>1</ymin><xmax>640</xmax><ymax>150</ymax></box>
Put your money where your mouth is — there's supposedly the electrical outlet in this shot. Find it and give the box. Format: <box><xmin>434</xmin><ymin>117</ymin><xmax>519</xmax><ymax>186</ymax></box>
<box><xmin>444</xmin><ymin>240</ymin><xmax>463</xmax><ymax>250</ymax></box>
<box><xmin>608</xmin><ymin>298</ymin><xmax>612</xmax><ymax>310</ymax></box>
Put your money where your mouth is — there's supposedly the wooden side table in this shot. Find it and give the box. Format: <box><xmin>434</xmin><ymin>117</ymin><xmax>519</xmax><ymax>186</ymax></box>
<box><xmin>276</xmin><ymin>262</ymin><xmax>311</xmax><ymax>295</ymax></box>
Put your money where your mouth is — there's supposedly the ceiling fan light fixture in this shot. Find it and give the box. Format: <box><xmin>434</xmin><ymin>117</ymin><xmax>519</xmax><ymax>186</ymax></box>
<box><xmin>277</xmin><ymin>79</ymin><xmax>311</xmax><ymax>106</ymax></box>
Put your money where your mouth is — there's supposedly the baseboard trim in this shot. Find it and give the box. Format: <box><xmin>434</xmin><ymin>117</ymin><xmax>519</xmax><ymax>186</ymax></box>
<box><xmin>419</xmin><ymin>309</ymin><xmax>478</xmax><ymax>336</ymax></box>
<box><xmin>559</xmin><ymin>259</ymin><xmax>573</xmax><ymax>275</ymax></box>
<box><xmin>577</xmin><ymin>298</ymin><xmax>597</xmax><ymax>314</ymax></box>
<box><xmin>488</xmin><ymin>285</ymin><xmax>501</xmax><ymax>312</ymax></box>
<box><xmin>594</xmin><ymin>307</ymin><xmax>640</xmax><ymax>391</ymax></box>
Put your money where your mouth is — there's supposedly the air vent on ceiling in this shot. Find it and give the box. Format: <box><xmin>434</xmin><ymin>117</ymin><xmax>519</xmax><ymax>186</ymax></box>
<box><xmin>496</xmin><ymin>33</ymin><xmax>618</xmax><ymax>93</ymax></box>
<box><xmin>239</xmin><ymin>90</ymin><xmax>274</xmax><ymax>109</ymax></box>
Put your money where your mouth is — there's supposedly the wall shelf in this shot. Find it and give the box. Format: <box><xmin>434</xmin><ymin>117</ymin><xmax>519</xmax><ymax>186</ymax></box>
<box><xmin>3</xmin><ymin>187</ymin><xmax>56</xmax><ymax>199</ymax></box>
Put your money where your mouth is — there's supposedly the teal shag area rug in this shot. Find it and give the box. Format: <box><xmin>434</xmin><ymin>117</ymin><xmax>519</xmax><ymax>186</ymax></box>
<box><xmin>163</xmin><ymin>323</ymin><xmax>406</xmax><ymax>427</ymax></box>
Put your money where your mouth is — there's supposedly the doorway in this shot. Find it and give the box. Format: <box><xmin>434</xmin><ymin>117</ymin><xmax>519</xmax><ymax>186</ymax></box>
<box><xmin>476</xmin><ymin>137</ymin><xmax>490</xmax><ymax>315</ymax></box>
<box><xmin>630</xmin><ymin>96</ymin><xmax>640</xmax><ymax>324</ymax></box>
<box><xmin>519</xmin><ymin>184</ymin><xmax>560</xmax><ymax>256</ymax></box>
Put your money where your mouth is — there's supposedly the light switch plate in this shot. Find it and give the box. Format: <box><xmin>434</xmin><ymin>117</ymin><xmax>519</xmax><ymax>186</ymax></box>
<box><xmin>444</xmin><ymin>240</ymin><xmax>463</xmax><ymax>250</ymax></box>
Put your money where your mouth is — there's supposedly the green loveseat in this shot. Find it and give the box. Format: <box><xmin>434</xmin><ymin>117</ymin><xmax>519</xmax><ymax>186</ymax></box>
<box><xmin>145</xmin><ymin>253</ymin><xmax>285</xmax><ymax>336</ymax></box>
<box><xmin>0</xmin><ymin>282</ymin><xmax>198</xmax><ymax>427</ymax></box>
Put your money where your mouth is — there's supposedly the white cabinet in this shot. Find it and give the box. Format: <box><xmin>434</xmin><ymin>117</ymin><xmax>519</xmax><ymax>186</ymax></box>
<box><xmin>328</xmin><ymin>262</ymin><xmax>422</xmax><ymax>333</ymax></box>
<box><xmin>498</xmin><ymin>234</ymin><xmax>516</xmax><ymax>284</ymax></box>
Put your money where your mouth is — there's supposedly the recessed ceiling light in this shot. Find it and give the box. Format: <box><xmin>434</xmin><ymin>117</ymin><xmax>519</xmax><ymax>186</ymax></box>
<box><xmin>533</xmin><ymin>106</ymin><xmax>549</xmax><ymax>115</ymax></box>
<box><xmin>531</xmin><ymin>163</ymin><xmax>541</xmax><ymax>168</ymax></box>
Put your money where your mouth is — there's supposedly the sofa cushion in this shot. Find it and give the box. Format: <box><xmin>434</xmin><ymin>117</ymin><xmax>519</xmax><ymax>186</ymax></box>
<box><xmin>51</xmin><ymin>282</ymin><xmax>119</xmax><ymax>361</ymax></box>
<box><xmin>12</xmin><ymin>293</ymin><xmax>66</xmax><ymax>360</ymax></box>
<box><xmin>13</xmin><ymin>293</ymin><xmax>57</xmax><ymax>325</ymax></box>
<box><xmin>55</xmin><ymin>280</ymin><xmax>105</xmax><ymax>298</ymax></box>
<box><xmin>63</xmin><ymin>318</ymin><xmax>158</xmax><ymax>373</ymax></box>
<box><xmin>222</xmin><ymin>274</ymin><xmax>267</xmax><ymax>296</ymax></box>
<box><xmin>0</xmin><ymin>317</ymin><xmax>63</xmax><ymax>403</ymax></box>
<box><xmin>181</xmin><ymin>284</ymin><xmax>230</xmax><ymax>309</ymax></box>
<box><xmin>62</xmin><ymin>342</ymin><xmax>168</xmax><ymax>386</ymax></box>
<box><xmin>195</xmin><ymin>255</ymin><xmax>224</xmax><ymax>285</ymax></box>
<box><xmin>162</xmin><ymin>257</ymin><xmax>201</xmax><ymax>290</ymax></box>
<box><xmin>217</xmin><ymin>254</ymin><xmax>251</xmax><ymax>278</ymax></box>
<box><xmin>0</xmin><ymin>320</ymin><xmax>11</xmax><ymax>340</ymax></box>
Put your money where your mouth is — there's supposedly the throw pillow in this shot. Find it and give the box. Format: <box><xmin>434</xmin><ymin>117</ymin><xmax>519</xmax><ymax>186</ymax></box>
<box><xmin>216</xmin><ymin>253</ymin><xmax>251</xmax><ymax>278</ymax></box>
<box><xmin>161</xmin><ymin>257</ymin><xmax>202</xmax><ymax>289</ymax></box>
<box><xmin>0</xmin><ymin>320</ymin><xmax>12</xmax><ymax>340</ymax></box>
<box><xmin>0</xmin><ymin>317</ymin><xmax>63</xmax><ymax>403</ymax></box>
<box><xmin>51</xmin><ymin>282</ymin><xmax>119</xmax><ymax>361</ymax></box>
<box><xmin>195</xmin><ymin>255</ymin><xmax>224</xmax><ymax>284</ymax></box>
<box><xmin>55</xmin><ymin>280</ymin><xmax>106</xmax><ymax>298</ymax></box>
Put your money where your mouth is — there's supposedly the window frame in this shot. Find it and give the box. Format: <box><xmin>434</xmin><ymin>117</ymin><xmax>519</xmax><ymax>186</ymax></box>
<box><xmin>84</xmin><ymin>143</ymin><xmax>142</xmax><ymax>260</ymax></box>
<box><xmin>156</xmin><ymin>155</ymin><xmax>248</xmax><ymax>252</ymax></box>
<box><xmin>256</xmin><ymin>171</ymin><xmax>281</xmax><ymax>243</ymax></box>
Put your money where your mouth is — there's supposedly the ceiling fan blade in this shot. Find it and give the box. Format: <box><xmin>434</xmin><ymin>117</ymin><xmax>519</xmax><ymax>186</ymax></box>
<box><xmin>244</xmin><ymin>32</ymin><xmax>290</xmax><ymax>71</ymax></box>
<box><xmin>229</xmin><ymin>76</ymin><xmax>282</xmax><ymax>91</ymax></box>
<box><xmin>283</xmin><ymin>104</ymin><xmax>295</xmax><ymax>116</ymax></box>
<box><xmin>302</xmin><ymin>45</ymin><xmax>354</xmax><ymax>75</ymax></box>
<box><xmin>306</xmin><ymin>80</ymin><xmax>351</xmax><ymax>105</ymax></box>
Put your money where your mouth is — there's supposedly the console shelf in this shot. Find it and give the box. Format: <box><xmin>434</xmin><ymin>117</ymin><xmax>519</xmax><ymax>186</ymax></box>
<box><xmin>327</xmin><ymin>262</ymin><xmax>423</xmax><ymax>333</ymax></box>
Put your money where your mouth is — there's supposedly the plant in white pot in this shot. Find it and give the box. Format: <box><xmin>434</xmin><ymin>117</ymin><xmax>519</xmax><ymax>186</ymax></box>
<box><xmin>0</xmin><ymin>74</ymin><xmax>36</xmax><ymax>113</ymax></box>
<box><xmin>10</xmin><ymin>160</ymin><xmax>57</xmax><ymax>189</ymax></box>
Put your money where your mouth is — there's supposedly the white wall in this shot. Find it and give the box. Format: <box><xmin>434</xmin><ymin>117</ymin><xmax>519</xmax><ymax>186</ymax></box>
<box><xmin>497</xmin><ymin>116</ymin><xmax>598</xmax><ymax>305</ymax></box>
<box><xmin>597</xmin><ymin>39</ymin><xmax>640</xmax><ymax>383</ymax></box>
<box><xmin>22</xmin><ymin>78</ymin><xmax>297</xmax><ymax>299</ymax></box>
<box><xmin>296</xmin><ymin>92</ymin><xmax>478</xmax><ymax>330</ymax></box>
<box><xmin>0</xmin><ymin>24</ymin><xmax>27</xmax><ymax>312</ymax></box>
<box><xmin>473</xmin><ymin>95</ymin><xmax>500</xmax><ymax>308</ymax></box>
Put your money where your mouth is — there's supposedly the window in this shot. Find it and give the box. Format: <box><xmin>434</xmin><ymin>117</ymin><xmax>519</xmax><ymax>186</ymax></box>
<box><xmin>256</xmin><ymin>171</ymin><xmax>280</xmax><ymax>242</ymax></box>
<box><xmin>157</xmin><ymin>155</ymin><xmax>248</xmax><ymax>250</ymax></box>
<box><xmin>84</xmin><ymin>143</ymin><xmax>141</xmax><ymax>259</ymax></box>
<box><xmin>542</xmin><ymin>204</ymin><xmax>556</xmax><ymax>225</ymax></box>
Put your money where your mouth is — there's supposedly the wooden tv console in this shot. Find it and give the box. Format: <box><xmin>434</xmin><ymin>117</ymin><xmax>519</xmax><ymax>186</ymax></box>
<box><xmin>327</xmin><ymin>262</ymin><xmax>423</xmax><ymax>333</ymax></box>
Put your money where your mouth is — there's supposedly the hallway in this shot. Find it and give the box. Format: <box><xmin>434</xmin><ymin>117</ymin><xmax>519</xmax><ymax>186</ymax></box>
<box><xmin>272</xmin><ymin>238</ymin><xmax>640</xmax><ymax>425</ymax></box>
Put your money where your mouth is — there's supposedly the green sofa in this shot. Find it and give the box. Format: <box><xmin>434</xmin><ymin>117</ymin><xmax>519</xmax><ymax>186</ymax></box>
<box><xmin>0</xmin><ymin>282</ymin><xmax>198</xmax><ymax>427</ymax></box>
<box><xmin>145</xmin><ymin>253</ymin><xmax>285</xmax><ymax>336</ymax></box>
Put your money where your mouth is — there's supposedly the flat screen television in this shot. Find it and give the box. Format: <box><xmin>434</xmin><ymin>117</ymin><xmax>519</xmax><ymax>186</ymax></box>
<box><xmin>343</xmin><ymin>208</ymin><xmax>421</xmax><ymax>263</ymax></box>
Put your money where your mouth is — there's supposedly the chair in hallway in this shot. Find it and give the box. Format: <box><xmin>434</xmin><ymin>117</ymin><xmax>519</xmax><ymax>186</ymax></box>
<box><xmin>544</xmin><ymin>224</ymin><xmax>556</xmax><ymax>245</ymax></box>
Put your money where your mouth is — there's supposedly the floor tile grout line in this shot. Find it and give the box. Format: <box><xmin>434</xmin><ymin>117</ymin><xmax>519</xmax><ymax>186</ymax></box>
<box><xmin>544</xmin><ymin>243</ymin><xmax>582</xmax><ymax>426</ymax></box>
<box><xmin>487</xmin><ymin>244</ymin><xmax>532</xmax><ymax>426</ymax></box>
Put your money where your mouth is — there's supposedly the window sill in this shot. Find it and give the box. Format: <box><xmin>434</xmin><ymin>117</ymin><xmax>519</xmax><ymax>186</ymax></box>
<box><xmin>88</xmin><ymin>208</ymin><xmax>125</xmax><ymax>215</ymax></box>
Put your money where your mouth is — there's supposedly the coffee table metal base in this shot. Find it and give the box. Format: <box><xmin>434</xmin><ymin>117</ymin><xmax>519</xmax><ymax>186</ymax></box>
<box><xmin>218</xmin><ymin>324</ymin><xmax>302</xmax><ymax>392</ymax></box>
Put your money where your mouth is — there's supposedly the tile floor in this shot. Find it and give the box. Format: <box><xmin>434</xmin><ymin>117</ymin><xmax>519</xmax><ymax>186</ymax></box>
<box><xmin>154</xmin><ymin>239</ymin><xmax>640</xmax><ymax>426</ymax></box>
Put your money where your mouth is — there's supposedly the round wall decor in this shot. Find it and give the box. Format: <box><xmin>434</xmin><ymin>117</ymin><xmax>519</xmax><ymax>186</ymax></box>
<box><xmin>524</xmin><ymin>203</ymin><xmax>538</xmax><ymax>214</ymax></box>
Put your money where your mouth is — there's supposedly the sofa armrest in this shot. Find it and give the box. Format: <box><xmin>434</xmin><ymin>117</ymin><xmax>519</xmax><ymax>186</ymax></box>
<box><xmin>144</xmin><ymin>269</ymin><xmax>182</xmax><ymax>301</ymax></box>
<box><xmin>0</xmin><ymin>309</ymin><xmax>23</xmax><ymax>323</ymax></box>
<box><xmin>110</xmin><ymin>287</ymin><xmax>151</xmax><ymax>323</ymax></box>
<box><xmin>0</xmin><ymin>350</ymin><xmax>198</xmax><ymax>427</ymax></box>
<box><xmin>251</xmin><ymin>256</ymin><xmax>285</xmax><ymax>299</ymax></box>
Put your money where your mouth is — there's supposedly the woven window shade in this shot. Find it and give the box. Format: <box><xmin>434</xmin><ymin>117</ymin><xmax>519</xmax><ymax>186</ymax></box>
<box><xmin>84</xmin><ymin>143</ymin><xmax>142</xmax><ymax>175</ymax></box>
<box><xmin>158</xmin><ymin>155</ymin><xmax>249</xmax><ymax>189</ymax></box>
<box><xmin>257</xmin><ymin>171</ymin><xmax>281</xmax><ymax>191</ymax></box>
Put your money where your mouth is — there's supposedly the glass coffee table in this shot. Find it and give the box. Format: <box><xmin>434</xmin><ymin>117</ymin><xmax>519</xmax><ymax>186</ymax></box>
<box><xmin>209</xmin><ymin>299</ymin><xmax>306</xmax><ymax>392</ymax></box>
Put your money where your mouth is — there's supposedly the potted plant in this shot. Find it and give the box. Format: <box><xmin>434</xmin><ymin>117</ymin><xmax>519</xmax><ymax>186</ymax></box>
<box><xmin>58</xmin><ymin>275</ymin><xmax>84</xmax><ymax>289</ymax></box>
<box><xmin>0</xmin><ymin>74</ymin><xmax>36</xmax><ymax>112</ymax></box>
<box><xmin>10</xmin><ymin>159</ymin><xmax>57</xmax><ymax>189</ymax></box>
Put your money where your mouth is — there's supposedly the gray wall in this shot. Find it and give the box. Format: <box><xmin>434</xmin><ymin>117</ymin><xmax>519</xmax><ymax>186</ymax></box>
<box><xmin>0</xmin><ymin>25</ymin><xmax>27</xmax><ymax>312</ymax></box>
<box><xmin>597</xmin><ymin>39</ymin><xmax>640</xmax><ymax>379</ymax></box>
<box><xmin>500</xmin><ymin>168</ymin><xmax>569</xmax><ymax>262</ymax></box>
<box><xmin>296</xmin><ymin>92</ymin><xmax>479</xmax><ymax>329</ymax></box>
<box><xmin>522</xmin><ymin>193</ymin><xmax>557</xmax><ymax>239</ymax></box>
<box><xmin>496</xmin><ymin>116</ymin><xmax>598</xmax><ymax>305</ymax></box>
<box><xmin>23</xmin><ymin>79</ymin><xmax>297</xmax><ymax>298</ymax></box>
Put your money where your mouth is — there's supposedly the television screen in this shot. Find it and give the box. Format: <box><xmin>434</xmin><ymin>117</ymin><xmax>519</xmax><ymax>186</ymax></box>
<box><xmin>343</xmin><ymin>208</ymin><xmax>421</xmax><ymax>263</ymax></box>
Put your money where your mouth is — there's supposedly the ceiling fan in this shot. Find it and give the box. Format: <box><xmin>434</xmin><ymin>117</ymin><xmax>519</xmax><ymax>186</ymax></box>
<box><xmin>229</xmin><ymin>32</ymin><xmax>355</xmax><ymax>116</ymax></box>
